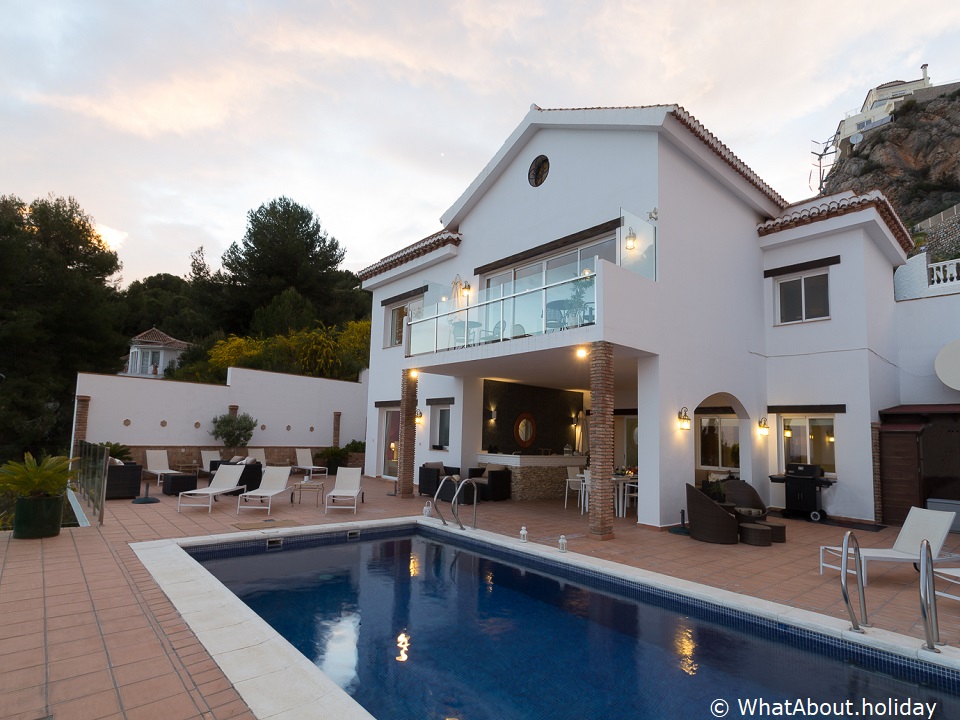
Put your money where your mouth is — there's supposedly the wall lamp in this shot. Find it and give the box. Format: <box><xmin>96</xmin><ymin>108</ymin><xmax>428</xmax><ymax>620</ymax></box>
<box><xmin>415</xmin><ymin>408</ymin><xmax>423</xmax><ymax>424</ymax></box>
<box><xmin>461</xmin><ymin>281</ymin><xmax>471</xmax><ymax>297</ymax></box>
<box><xmin>783</xmin><ymin>427</ymin><xmax>793</xmax><ymax>438</ymax></box>
<box><xmin>486</xmin><ymin>408</ymin><xmax>497</xmax><ymax>421</ymax></box>
<box><xmin>677</xmin><ymin>407</ymin><xmax>691</xmax><ymax>431</ymax></box>
<box><xmin>625</xmin><ymin>226</ymin><xmax>637</xmax><ymax>251</ymax></box>
<box><xmin>758</xmin><ymin>417</ymin><xmax>770</xmax><ymax>436</ymax></box>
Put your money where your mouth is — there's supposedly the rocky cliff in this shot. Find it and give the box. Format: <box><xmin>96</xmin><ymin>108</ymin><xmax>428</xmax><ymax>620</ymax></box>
<box><xmin>821</xmin><ymin>90</ymin><xmax>960</xmax><ymax>230</ymax></box>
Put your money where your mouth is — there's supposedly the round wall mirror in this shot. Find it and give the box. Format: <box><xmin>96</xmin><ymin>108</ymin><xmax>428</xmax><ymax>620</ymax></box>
<box><xmin>514</xmin><ymin>412</ymin><xmax>536</xmax><ymax>449</ymax></box>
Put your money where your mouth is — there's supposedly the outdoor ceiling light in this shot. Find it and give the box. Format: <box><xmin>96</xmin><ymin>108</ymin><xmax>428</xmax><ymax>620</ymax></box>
<box><xmin>576</xmin><ymin>347</ymin><xmax>588</xmax><ymax>359</ymax></box>
<box><xmin>410</xmin><ymin>369</ymin><xmax>419</xmax><ymax>379</ymax></box>
<box><xmin>758</xmin><ymin>417</ymin><xmax>770</xmax><ymax>436</ymax></box>
<box><xmin>677</xmin><ymin>407</ymin><xmax>691</xmax><ymax>430</ymax></box>
<box><xmin>625</xmin><ymin>226</ymin><xmax>637</xmax><ymax>251</ymax></box>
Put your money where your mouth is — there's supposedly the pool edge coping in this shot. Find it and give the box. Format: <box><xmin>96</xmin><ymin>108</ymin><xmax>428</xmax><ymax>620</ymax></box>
<box><xmin>131</xmin><ymin>516</ymin><xmax>960</xmax><ymax>720</ymax></box>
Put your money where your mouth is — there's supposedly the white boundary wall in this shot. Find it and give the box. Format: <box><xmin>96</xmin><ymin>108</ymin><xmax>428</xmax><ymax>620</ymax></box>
<box><xmin>75</xmin><ymin>368</ymin><xmax>367</xmax><ymax>448</ymax></box>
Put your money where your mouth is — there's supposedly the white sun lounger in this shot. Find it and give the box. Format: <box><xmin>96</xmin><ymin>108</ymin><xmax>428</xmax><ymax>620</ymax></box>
<box><xmin>144</xmin><ymin>449</ymin><xmax>177</xmax><ymax>486</ymax></box>
<box><xmin>820</xmin><ymin>506</ymin><xmax>958</xmax><ymax>585</ymax></box>
<box><xmin>292</xmin><ymin>448</ymin><xmax>328</xmax><ymax>480</ymax></box>
<box><xmin>178</xmin><ymin>464</ymin><xmax>245</xmax><ymax>513</ymax></box>
<box><xmin>325</xmin><ymin>467</ymin><xmax>362</xmax><ymax>514</ymax></box>
<box><xmin>237</xmin><ymin>466</ymin><xmax>292</xmax><ymax>515</ymax></box>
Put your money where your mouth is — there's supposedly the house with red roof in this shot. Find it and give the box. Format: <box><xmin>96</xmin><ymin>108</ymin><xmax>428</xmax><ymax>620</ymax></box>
<box><xmin>121</xmin><ymin>327</ymin><xmax>191</xmax><ymax>378</ymax></box>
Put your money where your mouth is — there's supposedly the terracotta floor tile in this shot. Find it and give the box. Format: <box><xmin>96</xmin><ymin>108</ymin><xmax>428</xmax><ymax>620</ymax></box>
<box><xmin>48</xmin><ymin>668</ymin><xmax>116</xmax><ymax>704</ymax></box>
<box><xmin>118</xmin><ymin>674</ymin><xmax>187</xmax><ymax>710</ymax></box>
<box><xmin>123</xmin><ymin>693</ymin><xmax>202</xmax><ymax>720</ymax></box>
<box><xmin>111</xmin><ymin>657</ymin><xmax>170</xmax><ymax>686</ymax></box>
<box><xmin>47</xmin><ymin>652</ymin><xmax>109</xmax><ymax>682</ymax></box>
<box><xmin>0</xmin><ymin>664</ymin><xmax>45</xmax><ymax>693</ymax></box>
<box><xmin>48</xmin><ymin>688</ymin><xmax>122</xmax><ymax>720</ymax></box>
<box><xmin>0</xmin><ymin>685</ymin><xmax>46</xmax><ymax>717</ymax></box>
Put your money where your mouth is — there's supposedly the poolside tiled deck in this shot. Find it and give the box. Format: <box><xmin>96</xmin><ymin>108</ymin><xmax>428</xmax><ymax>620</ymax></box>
<box><xmin>2</xmin><ymin>476</ymin><xmax>960</xmax><ymax>719</ymax></box>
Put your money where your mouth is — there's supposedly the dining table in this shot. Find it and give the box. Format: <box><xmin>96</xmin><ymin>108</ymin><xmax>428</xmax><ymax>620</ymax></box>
<box><xmin>576</xmin><ymin>473</ymin><xmax>638</xmax><ymax>517</ymax></box>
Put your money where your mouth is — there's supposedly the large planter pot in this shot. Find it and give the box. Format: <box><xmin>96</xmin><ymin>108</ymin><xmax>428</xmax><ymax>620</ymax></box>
<box><xmin>12</xmin><ymin>495</ymin><xmax>64</xmax><ymax>539</ymax></box>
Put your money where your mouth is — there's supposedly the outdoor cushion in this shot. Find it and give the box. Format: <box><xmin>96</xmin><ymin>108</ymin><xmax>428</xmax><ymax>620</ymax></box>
<box><xmin>423</xmin><ymin>461</ymin><xmax>445</xmax><ymax>471</ymax></box>
<box><xmin>229</xmin><ymin>455</ymin><xmax>245</xmax><ymax>463</ymax></box>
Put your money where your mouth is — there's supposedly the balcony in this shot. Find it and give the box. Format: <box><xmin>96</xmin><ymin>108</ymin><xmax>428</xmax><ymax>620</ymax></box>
<box><xmin>407</xmin><ymin>270</ymin><xmax>597</xmax><ymax>357</ymax></box>
<box><xmin>929</xmin><ymin>258</ymin><xmax>960</xmax><ymax>288</ymax></box>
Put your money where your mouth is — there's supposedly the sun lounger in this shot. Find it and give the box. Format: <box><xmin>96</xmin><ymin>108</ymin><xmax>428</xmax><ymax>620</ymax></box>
<box><xmin>237</xmin><ymin>466</ymin><xmax>291</xmax><ymax>515</ymax></box>
<box><xmin>177</xmin><ymin>464</ymin><xmax>245</xmax><ymax>513</ymax></box>
<box><xmin>820</xmin><ymin>506</ymin><xmax>958</xmax><ymax>584</ymax></box>
<box><xmin>325</xmin><ymin>467</ymin><xmax>362</xmax><ymax>514</ymax></box>
<box><xmin>144</xmin><ymin>449</ymin><xmax>177</xmax><ymax>486</ymax></box>
<box><xmin>292</xmin><ymin>448</ymin><xmax>328</xmax><ymax>480</ymax></box>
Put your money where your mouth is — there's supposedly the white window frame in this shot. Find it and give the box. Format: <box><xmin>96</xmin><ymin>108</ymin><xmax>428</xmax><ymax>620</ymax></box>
<box><xmin>696</xmin><ymin>415</ymin><xmax>740</xmax><ymax>472</ymax></box>
<box><xmin>775</xmin><ymin>270</ymin><xmax>830</xmax><ymax>325</ymax></box>
<box><xmin>780</xmin><ymin>415</ymin><xmax>836</xmax><ymax>476</ymax></box>
<box><xmin>431</xmin><ymin>406</ymin><xmax>451</xmax><ymax>451</ymax></box>
<box><xmin>385</xmin><ymin>298</ymin><xmax>423</xmax><ymax>349</ymax></box>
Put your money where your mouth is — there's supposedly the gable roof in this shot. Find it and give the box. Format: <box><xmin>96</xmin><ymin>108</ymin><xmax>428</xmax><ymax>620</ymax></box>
<box><xmin>440</xmin><ymin>104</ymin><xmax>787</xmax><ymax>229</ymax></box>
<box><xmin>757</xmin><ymin>190</ymin><xmax>913</xmax><ymax>254</ymax></box>
<box><xmin>357</xmin><ymin>230</ymin><xmax>462</xmax><ymax>281</ymax></box>
<box><xmin>130</xmin><ymin>327</ymin><xmax>191</xmax><ymax>350</ymax></box>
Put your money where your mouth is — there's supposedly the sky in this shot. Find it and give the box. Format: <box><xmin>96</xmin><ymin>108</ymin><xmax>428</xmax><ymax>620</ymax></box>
<box><xmin>4</xmin><ymin>1</ymin><xmax>960</xmax><ymax>286</ymax></box>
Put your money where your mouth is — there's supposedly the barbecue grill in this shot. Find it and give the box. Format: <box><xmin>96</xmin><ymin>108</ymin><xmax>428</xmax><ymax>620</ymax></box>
<box><xmin>770</xmin><ymin>463</ymin><xmax>835</xmax><ymax>522</ymax></box>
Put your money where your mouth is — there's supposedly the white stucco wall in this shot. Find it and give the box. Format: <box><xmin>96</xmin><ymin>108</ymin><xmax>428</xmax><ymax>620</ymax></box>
<box><xmin>75</xmin><ymin>368</ymin><xmax>367</xmax><ymax>449</ymax></box>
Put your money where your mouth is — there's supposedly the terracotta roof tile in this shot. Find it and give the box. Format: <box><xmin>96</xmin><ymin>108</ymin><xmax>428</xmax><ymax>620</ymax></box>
<box><xmin>131</xmin><ymin>327</ymin><xmax>191</xmax><ymax>350</ymax></box>
<box><xmin>757</xmin><ymin>191</ymin><xmax>913</xmax><ymax>253</ymax></box>
<box><xmin>357</xmin><ymin>230</ymin><xmax>462</xmax><ymax>282</ymax></box>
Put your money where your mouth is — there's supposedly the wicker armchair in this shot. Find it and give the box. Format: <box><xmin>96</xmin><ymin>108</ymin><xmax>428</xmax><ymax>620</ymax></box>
<box><xmin>686</xmin><ymin>483</ymin><xmax>739</xmax><ymax>544</ymax></box>
<box><xmin>418</xmin><ymin>463</ymin><xmax>460</xmax><ymax>497</ymax></box>
<box><xmin>467</xmin><ymin>467</ymin><xmax>512</xmax><ymax>501</ymax></box>
<box><xmin>105</xmin><ymin>463</ymin><xmax>143</xmax><ymax>500</ymax></box>
<box><xmin>722</xmin><ymin>478</ymin><xmax>770</xmax><ymax>524</ymax></box>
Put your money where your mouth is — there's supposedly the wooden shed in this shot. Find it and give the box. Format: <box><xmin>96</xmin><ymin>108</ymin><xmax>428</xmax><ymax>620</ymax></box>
<box><xmin>878</xmin><ymin>405</ymin><xmax>960</xmax><ymax>525</ymax></box>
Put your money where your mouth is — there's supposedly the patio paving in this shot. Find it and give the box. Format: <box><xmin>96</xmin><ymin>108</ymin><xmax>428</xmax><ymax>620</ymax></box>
<box><xmin>2</xmin><ymin>475</ymin><xmax>960</xmax><ymax>719</ymax></box>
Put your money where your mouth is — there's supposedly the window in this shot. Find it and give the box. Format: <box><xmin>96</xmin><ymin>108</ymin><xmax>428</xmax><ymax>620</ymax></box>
<box><xmin>432</xmin><ymin>406</ymin><xmax>451</xmax><ymax>449</ymax></box>
<box><xmin>781</xmin><ymin>416</ymin><xmax>835</xmax><ymax>473</ymax></box>
<box><xmin>386</xmin><ymin>298</ymin><xmax>423</xmax><ymax>347</ymax></box>
<box><xmin>698</xmin><ymin>416</ymin><xmax>739</xmax><ymax>470</ymax></box>
<box><xmin>777</xmin><ymin>271</ymin><xmax>829</xmax><ymax>324</ymax></box>
<box><xmin>139</xmin><ymin>350</ymin><xmax>160</xmax><ymax>375</ymax></box>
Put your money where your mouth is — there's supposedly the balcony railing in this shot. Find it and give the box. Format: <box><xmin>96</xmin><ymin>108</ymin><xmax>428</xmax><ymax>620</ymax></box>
<box><xmin>928</xmin><ymin>259</ymin><xmax>960</xmax><ymax>288</ymax></box>
<box><xmin>407</xmin><ymin>271</ymin><xmax>596</xmax><ymax>356</ymax></box>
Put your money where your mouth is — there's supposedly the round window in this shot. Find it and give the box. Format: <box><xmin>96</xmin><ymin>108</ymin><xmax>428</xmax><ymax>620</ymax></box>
<box><xmin>528</xmin><ymin>155</ymin><xmax>549</xmax><ymax>187</ymax></box>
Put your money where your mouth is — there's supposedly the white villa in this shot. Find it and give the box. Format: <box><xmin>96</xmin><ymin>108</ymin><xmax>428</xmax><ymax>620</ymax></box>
<box><xmin>359</xmin><ymin>104</ymin><xmax>960</xmax><ymax>538</ymax></box>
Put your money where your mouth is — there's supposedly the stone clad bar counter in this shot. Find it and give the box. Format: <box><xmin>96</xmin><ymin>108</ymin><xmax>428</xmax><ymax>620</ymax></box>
<box><xmin>476</xmin><ymin>453</ymin><xmax>588</xmax><ymax>501</ymax></box>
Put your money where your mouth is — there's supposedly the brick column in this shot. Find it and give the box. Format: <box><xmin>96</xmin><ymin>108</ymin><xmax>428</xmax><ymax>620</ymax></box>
<box><xmin>333</xmin><ymin>411</ymin><xmax>342</xmax><ymax>448</ymax></box>
<box><xmin>74</xmin><ymin>395</ymin><xmax>91</xmax><ymax>457</ymax></box>
<box><xmin>397</xmin><ymin>369</ymin><xmax>418</xmax><ymax>498</ymax></box>
<box><xmin>589</xmin><ymin>341</ymin><xmax>615</xmax><ymax>540</ymax></box>
<box><xmin>871</xmin><ymin>422</ymin><xmax>882</xmax><ymax>523</ymax></box>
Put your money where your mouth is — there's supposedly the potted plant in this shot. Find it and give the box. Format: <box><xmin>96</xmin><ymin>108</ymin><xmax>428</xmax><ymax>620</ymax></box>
<box><xmin>317</xmin><ymin>445</ymin><xmax>350</xmax><ymax>475</ymax></box>
<box><xmin>210</xmin><ymin>412</ymin><xmax>258</xmax><ymax>452</ymax></box>
<box><xmin>98</xmin><ymin>441</ymin><xmax>133</xmax><ymax>462</ymax></box>
<box><xmin>0</xmin><ymin>453</ymin><xmax>77</xmax><ymax>539</ymax></box>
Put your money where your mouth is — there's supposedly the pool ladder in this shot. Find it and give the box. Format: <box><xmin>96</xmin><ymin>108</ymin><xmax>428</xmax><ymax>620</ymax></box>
<box><xmin>839</xmin><ymin>531</ymin><xmax>870</xmax><ymax>632</ymax></box>
<box><xmin>918</xmin><ymin>538</ymin><xmax>942</xmax><ymax>653</ymax></box>
<box><xmin>433</xmin><ymin>475</ymin><xmax>478</xmax><ymax>531</ymax></box>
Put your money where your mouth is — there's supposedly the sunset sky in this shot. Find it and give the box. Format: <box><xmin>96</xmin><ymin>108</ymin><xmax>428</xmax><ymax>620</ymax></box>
<box><xmin>4</xmin><ymin>1</ymin><xmax>960</xmax><ymax>284</ymax></box>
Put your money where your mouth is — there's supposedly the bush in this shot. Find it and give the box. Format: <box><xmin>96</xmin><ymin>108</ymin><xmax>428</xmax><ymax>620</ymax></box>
<box><xmin>343</xmin><ymin>439</ymin><xmax>366</xmax><ymax>453</ymax></box>
<box><xmin>98</xmin><ymin>442</ymin><xmax>132</xmax><ymax>462</ymax></box>
<box><xmin>210</xmin><ymin>412</ymin><xmax>257</xmax><ymax>447</ymax></box>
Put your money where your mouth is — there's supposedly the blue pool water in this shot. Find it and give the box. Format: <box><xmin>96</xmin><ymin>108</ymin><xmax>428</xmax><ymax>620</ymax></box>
<box><xmin>194</xmin><ymin>529</ymin><xmax>960</xmax><ymax>719</ymax></box>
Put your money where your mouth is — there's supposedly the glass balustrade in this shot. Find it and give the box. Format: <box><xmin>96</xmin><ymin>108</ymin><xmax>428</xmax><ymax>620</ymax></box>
<box><xmin>407</xmin><ymin>270</ymin><xmax>596</xmax><ymax>357</ymax></box>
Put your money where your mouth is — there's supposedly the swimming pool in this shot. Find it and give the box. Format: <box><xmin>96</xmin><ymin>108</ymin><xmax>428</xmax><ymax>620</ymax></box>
<box><xmin>185</xmin><ymin>524</ymin><xmax>960</xmax><ymax>720</ymax></box>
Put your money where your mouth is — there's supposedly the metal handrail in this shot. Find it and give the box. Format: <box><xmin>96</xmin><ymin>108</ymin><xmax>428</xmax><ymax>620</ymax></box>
<box><xmin>433</xmin><ymin>476</ymin><xmax>455</xmax><ymax>526</ymax></box>
<box><xmin>919</xmin><ymin>539</ymin><xmax>941</xmax><ymax>652</ymax></box>
<box><xmin>840</xmin><ymin>531</ymin><xmax>870</xmax><ymax>632</ymax></box>
<box><xmin>450</xmin><ymin>478</ymin><xmax>478</xmax><ymax>531</ymax></box>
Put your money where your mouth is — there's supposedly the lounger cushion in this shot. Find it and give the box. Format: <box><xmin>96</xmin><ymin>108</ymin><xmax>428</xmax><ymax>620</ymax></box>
<box><xmin>229</xmin><ymin>455</ymin><xmax>245</xmax><ymax>463</ymax></box>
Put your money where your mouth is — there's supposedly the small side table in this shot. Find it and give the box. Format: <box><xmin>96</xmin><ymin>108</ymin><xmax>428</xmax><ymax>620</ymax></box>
<box><xmin>291</xmin><ymin>479</ymin><xmax>325</xmax><ymax>506</ymax></box>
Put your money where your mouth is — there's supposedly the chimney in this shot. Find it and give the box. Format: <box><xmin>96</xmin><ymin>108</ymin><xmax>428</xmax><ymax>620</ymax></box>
<box><xmin>922</xmin><ymin>63</ymin><xmax>929</xmax><ymax>83</ymax></box>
